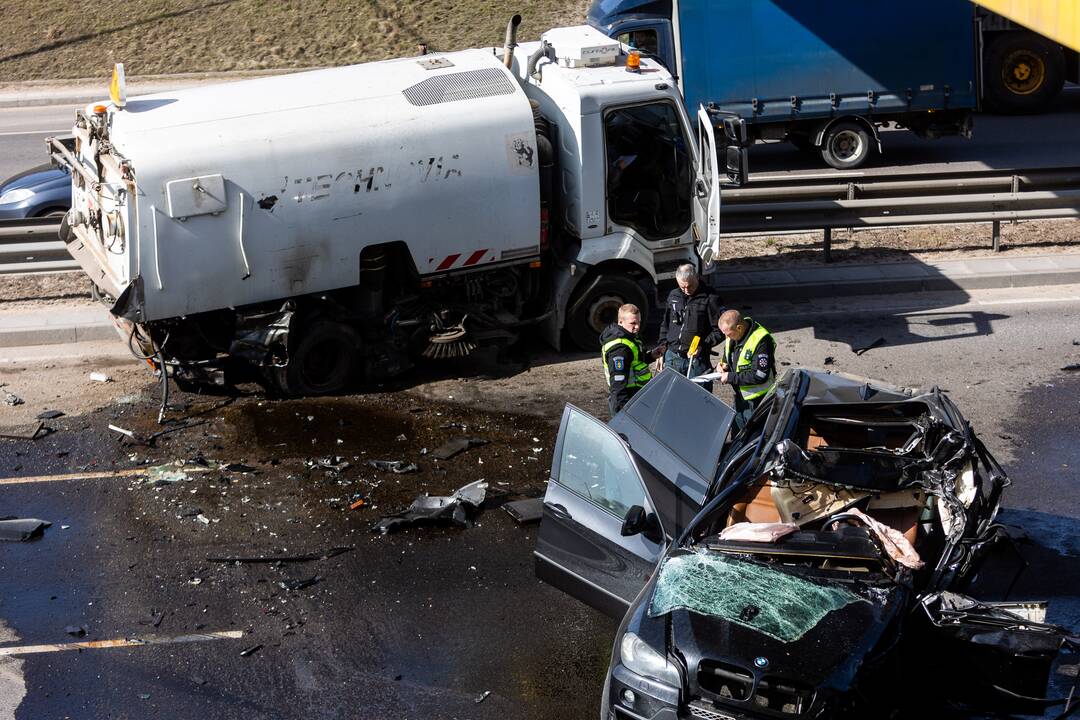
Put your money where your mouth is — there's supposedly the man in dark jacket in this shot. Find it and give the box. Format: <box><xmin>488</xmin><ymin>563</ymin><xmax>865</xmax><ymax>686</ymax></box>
<box><xmin>703</xmin><ymin>309</ymin><xmax>777</xmax><ymax>428</ymax></box>
<box><xmin>657</xmin><ymin>264</ymin><xmax>724</xmax><ymax>389</ymax></box>
<box><xmin>600</xmin><ymin>304</ymin><xmax>660</xmax><ymax>417</ymax></box>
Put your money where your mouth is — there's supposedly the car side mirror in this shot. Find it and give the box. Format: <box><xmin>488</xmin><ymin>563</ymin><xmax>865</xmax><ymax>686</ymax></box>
<box><xmin>621</xmin><ymin>505</ymin><xmax>663</xmax><ymax>544</ymax></box>
<box><xmin>723</xmin><ymin>146</ymin><xmax>748</xmax><ymax>187</ymax></box>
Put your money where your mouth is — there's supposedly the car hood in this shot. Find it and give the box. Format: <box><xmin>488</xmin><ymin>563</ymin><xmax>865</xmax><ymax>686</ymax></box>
<box><xmin>644</xmin><ymin>553</ymin><xmax>906</xmax><ymax>700</ymax></box>
<box><xmin>0</xmin><ymin>165</ymin><xmax>69</xmax><ymax>194</ymax></box>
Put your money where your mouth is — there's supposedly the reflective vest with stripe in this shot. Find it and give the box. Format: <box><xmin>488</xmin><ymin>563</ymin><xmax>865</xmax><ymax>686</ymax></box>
<box><xmin>602</xmin><ymin>337</ymin><xmax>653</xmax><ymax>389</ymax></box>
<box><xmin>724</xmin><ymin>321</ymin><xmax>776</xmax><ymax>401</ymax></box>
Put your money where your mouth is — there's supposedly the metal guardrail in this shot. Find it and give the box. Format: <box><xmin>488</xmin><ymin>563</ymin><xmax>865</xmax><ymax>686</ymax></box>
<box><xmin>0</xmin><ymin>217</ymin><xmax>74</xmax><ymax>274</ymax></box>
<box><xmin>2</xmin><ymin>166</ymin><xmax>1079</xmax><ymax>273</ymax></box>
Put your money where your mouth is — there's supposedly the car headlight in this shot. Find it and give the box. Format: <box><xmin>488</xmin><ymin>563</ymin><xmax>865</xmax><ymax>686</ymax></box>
<box><xmin>0</xmin><ymin>188</ymin><xmax>34</xmax><ymax>205</ymax></box>
<box><xmin>620</xmin><ymin>632</ymin><xmax>681</xmax><ymax>687</ymax></box>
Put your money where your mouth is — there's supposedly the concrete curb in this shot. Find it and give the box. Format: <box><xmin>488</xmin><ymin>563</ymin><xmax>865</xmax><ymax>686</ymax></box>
<box><xmin>3</xmin><ymin>253</ymin><xmax>1080</xmax><ymax>349</ymax></box>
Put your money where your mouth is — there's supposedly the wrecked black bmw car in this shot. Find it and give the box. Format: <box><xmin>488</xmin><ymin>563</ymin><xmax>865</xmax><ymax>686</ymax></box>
<box><xmin>536</xmin><ymin>369</ymin><xmax>1077</xmax><ymax>719</ymax></box>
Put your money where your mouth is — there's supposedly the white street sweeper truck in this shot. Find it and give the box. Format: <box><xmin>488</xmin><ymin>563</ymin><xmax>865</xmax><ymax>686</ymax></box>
<box><xmin>49</xmin><ymin>18</ymin><xmax>745</xmax><ymax>396</ymax></box>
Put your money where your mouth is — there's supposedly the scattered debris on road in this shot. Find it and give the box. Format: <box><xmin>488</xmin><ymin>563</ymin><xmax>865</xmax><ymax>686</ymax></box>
<box><xmin>2</xmin><ymin>388</ymin><xmax>23</xmax><ymax>406</ymax></box>
<box><xmin>373</xmin><ymin>479</ymin><xmax>488</xmax><ymax>534</ymax></box>
<box><xmin>278</xmin><ymin>576</ymin><xmax>321</xmax><ymax>591</ymax></box>
<box><xmin>207</xmin><ymin>547</ymin><xmax>353</xmax><ymax>564</ymax></box>
<box><xmin>36</xmin><ymin>409</ymin><xmax>64</xmax><ymax>420</ymax></box>
<box><xmin>474</xmin><ymin>690</ymin><xmax>491</xmax><ymax>704</ymax></box>
<box><xmin>239</xmin><ymin>644</ymin><xmax>263</xmax><ymax>657</ymax></box>
<box><xmin>64</xmin><ymin>625</ymin><xmax>88</xmax><ymax>638</ymax></box>
<box><xmin>431</xmin><ymin>437</ymin><xmax>488</xmax><ymax>460</ymax></box>
<box><xmin>0</xmin><ymin>517</ymin><xmax>52</xmax><ymax>542</ymax></box>
<box><xmin>366</xmin><ymin>459</ymin><xmax>418</xmax><ymax>474</ymax></box>
<box><xmin>0</xmin><ymin>422</ymin><xmax>50</xmax><ymax>441</ymax></box>
<box><xmin>823</xmin><ymin>356</ymin><xmax>835</xmax><ymax>365</ymax></box>
<box><xmin>502</xmin><ymin>498</ymin><xmax>543</xmax><ymax>524</ymax></box>
<box><xmin>1062</xmin><ymin>363</ymin><xmax>1080</xmax><ymax>372</ymax></box>
<box><xmin>89</xmin><ymin>372</ymin><xmax>112</xmax><ymax>383</ymax></box>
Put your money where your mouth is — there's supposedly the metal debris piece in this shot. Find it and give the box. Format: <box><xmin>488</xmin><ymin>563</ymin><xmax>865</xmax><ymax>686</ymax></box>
<box><xmin>0</xmin><ymin>518</ymin><xmax>51</xmax><ymax>542</ymax></box>
<box><xmin>64</xmin><ymin>625</ymin><xmax>88</xmax><ymax>638</ymax></box>
<box><xmin>502</xmin><ymin>498</ymin><xmax>544</xmax><ymax>524</ymax></box>
<box><xmin>853</xmin><ymin>337</ymin><xmax>886</xmax><ymax>355</ymax></box>
<box><xmin>431</xmin><ymin>437</ymin><xmax>489</xmax><ymax>460</ymax></box>
<box><xmin>1062</xmin><ymin>363</ymin><xmax>1080</xmax><ymax>372</ymax></box>
<box><xmin>207</xmin><ymin>546</ymin><xmax>353</xmax><ymax>564</ymax></box>
<box><xmin>278</xmin><ymin>575</ymin><xmax>321</xmax><ymax>591</ymax></box>
<box><xmin>2</xmin><ymin>389</ymin><xmax>23</xmax><ymax>406</ymax></box>
<box><xmin>36</xmin><ymin>409</ymin><xmax>64</xmax><ymax>420</ymax></box>
<box><xmin>313</xmin><ymin>456</ymin><xmax>351</xmax><ymax>473</ymax></box>
<box><xmin>89</xmin><ymin>372</ymin><xmax>112</xmax><ymax>383</ymax></box>
<box><xmin>366</xmin><ymin>460</ymin><xmax>418</xmax><ymax>474</ymax></box>
<box><xmin>475</xmin><ymin>690</ymin><xmax>491</xmax><ymax>704</ymax></box>
<box><xmin>372</xmin><ymin>479</ymin><xmax>488</xmax><ymax>534</ymax></box>
<box><xmin>240</xmin><ymin>644</ymin><xmax>263</xmax><ymax>657</ymax></box>
<box><xmin>0</xmin><ymin>422</ymin><xmax>49</xmax><ymax>441</ymax></box>
<box><xmin>220</xmin><ymin>463</ymin><xmax>256</xmax><ymax>473</ymax></box>
<box><xmin>823</xmin><ymin>356</ymin><xmax>835</xmax><ymax>365</ymax></box>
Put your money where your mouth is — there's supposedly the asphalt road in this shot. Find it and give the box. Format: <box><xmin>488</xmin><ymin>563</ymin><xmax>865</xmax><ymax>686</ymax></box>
<box><xmin>1</xmin><ymin>284</ymin><xmax>1078</xmax><ymax>719</ymax></box>
<box><xmin>0</xmin><ymin>105</ymin><xmax>74</xmax><ymax>179</ymax></box>
<box><xmin>1</xmin><ymin>87</ymin><xmax>1080</xmax><ymax>184</ymax></box>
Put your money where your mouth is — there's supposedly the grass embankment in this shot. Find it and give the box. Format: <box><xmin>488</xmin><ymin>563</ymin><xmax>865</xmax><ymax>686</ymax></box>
<box><xmin>0</xmin><ymin>0</ymin><xmax>587</xmax><ymax>81</ymax></box>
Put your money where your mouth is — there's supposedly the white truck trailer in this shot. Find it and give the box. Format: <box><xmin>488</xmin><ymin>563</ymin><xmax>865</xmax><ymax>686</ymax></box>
<box><xmin>49</xmin><ymin>20</ymin><xmax>744</xmax><ymax>396</ymax></box>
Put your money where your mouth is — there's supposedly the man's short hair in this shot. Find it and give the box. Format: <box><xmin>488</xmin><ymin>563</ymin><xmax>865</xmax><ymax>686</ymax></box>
<box><xmin>618</xmin><ymin>303</ymin><xmax>641</xmax><ymax>320</ymax></box>
<box><xmin>719</xmin><ymin>309</ymin><xmax>742</xmax><ymax>329</ymax></box>
<box><xmin>674</xmin><ymin>264</ymin><xmax>697</xmax><ymax>282</ymax></box>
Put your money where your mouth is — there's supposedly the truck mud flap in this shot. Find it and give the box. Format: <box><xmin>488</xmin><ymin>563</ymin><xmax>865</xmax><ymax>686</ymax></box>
<box><xmin>111</xmin><ymin>276</ymin><xmax>145</xmax><ymax>323</ymax></box>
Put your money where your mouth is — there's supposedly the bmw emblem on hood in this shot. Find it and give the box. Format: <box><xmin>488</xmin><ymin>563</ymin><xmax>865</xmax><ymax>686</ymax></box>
<box><xmin>754</xmin><ymin>656</ymin><xmax>769</xmax><ymax>669</ymax></box>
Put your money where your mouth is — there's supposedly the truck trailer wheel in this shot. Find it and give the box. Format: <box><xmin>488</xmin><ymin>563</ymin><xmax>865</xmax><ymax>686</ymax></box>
<box><xmin>272</xmin><ymin>319</ymin><xmax>360</xmax><ymax>396</ymax></box>
<box><xmin>984</xmin><ymin>32</ymin><xmax>1065</xmax><ymax>114</ymax></box>
<box><xmin>820</xmin><ymin>122</ymin><xmax>871</xmax><ymax>169</ymax></box>
<box><xmin>567</xmin><ymin>274</ymin><xmax>648</xmax><ymax>352</ymax></box>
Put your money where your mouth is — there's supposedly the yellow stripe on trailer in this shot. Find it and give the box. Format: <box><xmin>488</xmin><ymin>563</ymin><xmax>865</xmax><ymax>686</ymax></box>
<box><xmin>972</xmin><ymin>0</ymin><xmax>1080</xmax><ymax>51</ymax></box>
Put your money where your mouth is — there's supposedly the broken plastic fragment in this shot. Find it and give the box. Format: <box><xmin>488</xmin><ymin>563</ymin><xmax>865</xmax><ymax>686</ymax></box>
<box><xmin>648</xmin><ymin>552</ymin><xmax>866</xmax><ymax>642</ymax></box>
<box><xmin>89</xmin><ymin>372</ymin><xmax>112</xmax><ymax>383</ymax></box>
<box><xmin>143</xmin><ymin>464</ymin><xmax>190</xmax><ymax>486</ymax></box>
<box><xmin>372</xmin><ymin>480</ymin><xmax>488</xmax><ymax>534</ymax></box>
<box><xmin>0</xmin><ymin>517</ymin><xmax>52</xmax><ymax>542</ymax></box>
<box><xmin>366</xmin><ymin>460</ymin><xmax>418</xmax><ymax>474</ymax></box>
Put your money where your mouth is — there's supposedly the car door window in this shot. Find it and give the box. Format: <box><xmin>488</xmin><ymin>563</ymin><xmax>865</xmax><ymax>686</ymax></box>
<box><xmin>555</xmin><ymin>408</ymin><xmax>646</xmax><ymax>518</ymax></box>
<box><xmin>604</xmin><ymin>101</ymin><xmax>692</xmax><ymax>241</ymax></box>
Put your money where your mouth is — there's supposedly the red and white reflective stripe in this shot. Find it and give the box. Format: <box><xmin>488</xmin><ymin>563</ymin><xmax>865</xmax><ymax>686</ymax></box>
<box><xmin>435</xmin><ymin>254</ymin><xmax>460</xmax><ymax>271</ymax></box>
<box><xmin>432</xmin><ymin>249</ymin><xmax>489</xmax><ymax>272</ymax></box>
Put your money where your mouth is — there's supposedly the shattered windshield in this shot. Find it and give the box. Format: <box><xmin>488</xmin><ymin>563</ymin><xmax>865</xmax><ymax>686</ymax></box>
<box><xmin>648</xmin><ymin>552</ymin><xmax>867</xmax><ymax>642</ymax></box>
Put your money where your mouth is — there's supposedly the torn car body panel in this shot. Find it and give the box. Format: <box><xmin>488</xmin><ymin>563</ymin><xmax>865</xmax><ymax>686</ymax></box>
<box><xmin>536</xmin><ymin>368</ymin><xmax>1077</xmax><ymax>718</ymax></box>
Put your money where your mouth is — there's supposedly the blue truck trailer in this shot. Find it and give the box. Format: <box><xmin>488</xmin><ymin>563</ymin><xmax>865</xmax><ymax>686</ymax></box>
<box><xmin>588</xmin><ymin>0</ymin><xmax>1076</xmax><ymax>168</ymax></box>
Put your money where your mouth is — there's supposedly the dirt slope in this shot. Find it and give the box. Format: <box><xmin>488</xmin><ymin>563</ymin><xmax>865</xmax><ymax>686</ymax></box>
<box><xmin>0</xmin><ymin>0</ymin><xmax>588</xmax><ymax>81</ymax></box>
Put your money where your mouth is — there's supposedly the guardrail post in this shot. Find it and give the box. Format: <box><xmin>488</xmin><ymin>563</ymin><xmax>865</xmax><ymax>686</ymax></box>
<box><xmin>992</xmin><ymin>220</ymin><xmax>1001</xmax><ymax>252</ymax></box>
<box><xmin>823</xmin><ymin>227</ymin><xmax>832</xmax><ymax>263</ymax></box>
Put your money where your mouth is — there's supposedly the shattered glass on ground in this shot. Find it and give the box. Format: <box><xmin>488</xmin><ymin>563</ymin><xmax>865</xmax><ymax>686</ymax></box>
<box><xmin>648</xmin><ymin>552</ymin><xmax>867</xmax><ymax>642</ymax></box>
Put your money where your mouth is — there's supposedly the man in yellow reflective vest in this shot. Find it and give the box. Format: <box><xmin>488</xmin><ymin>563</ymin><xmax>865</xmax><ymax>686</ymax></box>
<box><xmin>600</xmin><ymin>303</ymin><xmax>661</xmax><ymax>417</ymax></box>
<box><xmin>706</xmin><ymin>309</ymin><xmax>777</xmax><ymax>428</ymax></box>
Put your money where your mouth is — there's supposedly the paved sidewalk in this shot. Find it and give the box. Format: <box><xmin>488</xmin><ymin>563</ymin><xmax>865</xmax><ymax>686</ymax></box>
<box><xmin>4</xmin><ymin>251</ymin><xmax>1080</xmax><ymax>349</ymax></box>
<box><xmin>0</xmin><ymin>304</ymin><xmax>116</xmax><ymax>347</ymax></box>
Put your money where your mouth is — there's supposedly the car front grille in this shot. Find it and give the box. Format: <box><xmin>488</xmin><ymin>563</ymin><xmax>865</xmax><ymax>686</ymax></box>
<box><xmin>697</xmin><ymin>660</ymin><xmax>816</xmax><ymax>716</ymax></box>
<box><xmin>687</xmin><ymin>701</ymin><xmax>740</xmax><ymax>720</ymax></box>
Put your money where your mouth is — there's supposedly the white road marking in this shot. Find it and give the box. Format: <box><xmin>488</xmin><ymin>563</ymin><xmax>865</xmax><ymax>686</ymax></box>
<box><xmin>0</xmin><ymin>466</ymin><xmax>212</xmax><ymax>485</ymax></box>
<box><xmin>0</xmin><ymin>129</ymin><xmax>67</xmax><ymax>137</ymax></box>
<box><xmin>0</xmin><ymin>630</ymin><xmax>245</xmax><ymax>657</ymax></box>
<box><xmin>772</xmin><ymin>293</ymin><xmax>1080</xmax><ymax>320</ymax></box>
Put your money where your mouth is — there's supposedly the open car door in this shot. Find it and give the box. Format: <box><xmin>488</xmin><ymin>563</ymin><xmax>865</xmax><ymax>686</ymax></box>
<box><xmin>692</xmin><ymin>105</ymin><xmax>721</xmax><ymax>265</ymax></box>
<box><xmin>535</xmin><ymin>405</ymin><xmax>666</xmax><ymax>618</ymax></box>
<box><xmin>535</xmin><ymin>372</ymin><xmax>735</xmax><ymax>619</ymax></box>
